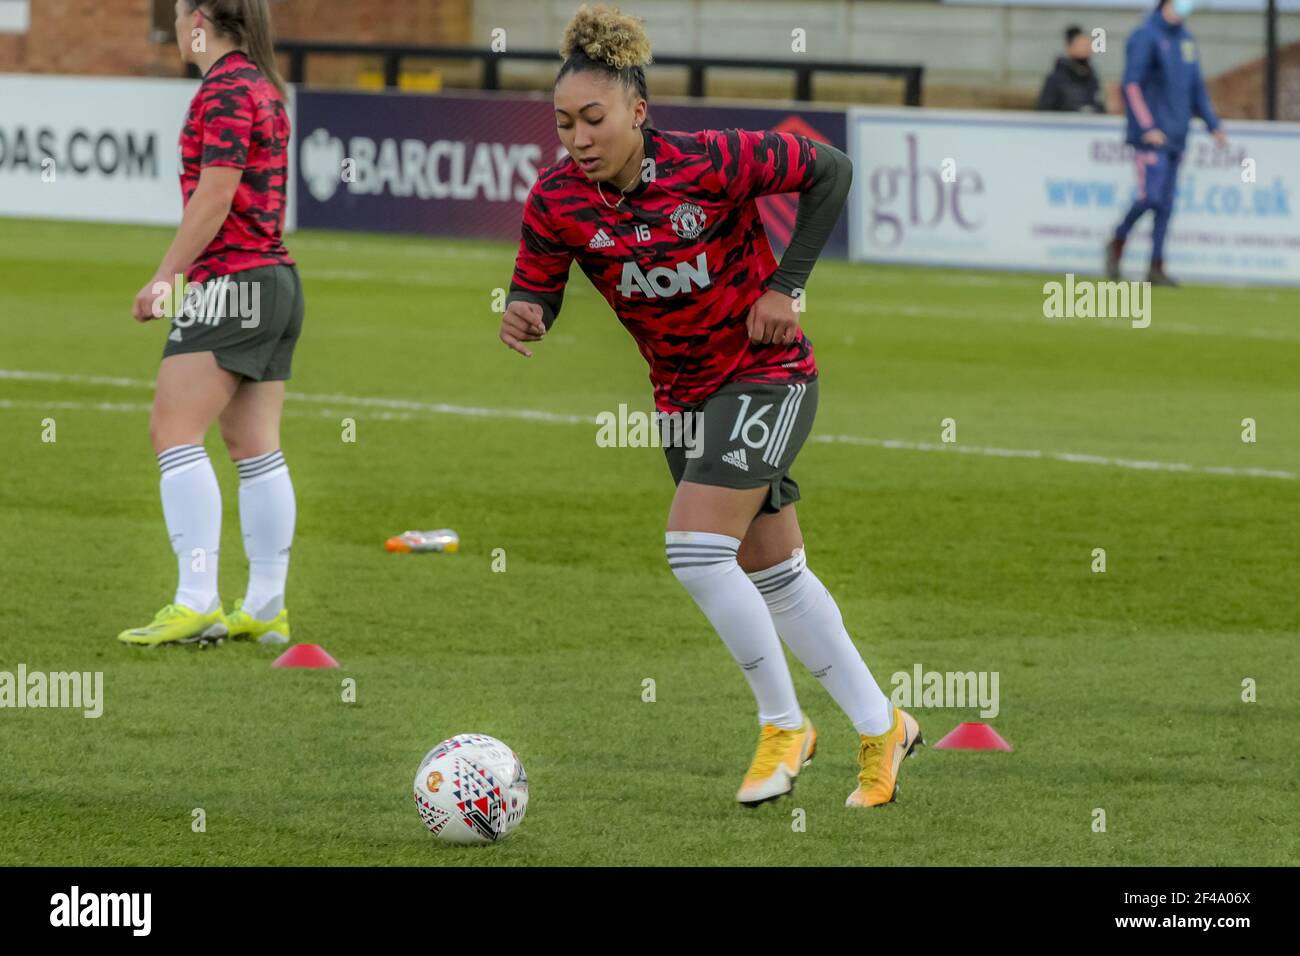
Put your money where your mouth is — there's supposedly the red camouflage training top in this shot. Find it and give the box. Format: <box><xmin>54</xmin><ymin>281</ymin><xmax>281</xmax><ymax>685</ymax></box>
<box><xmin>179</xmin><ymin>50</ymin><xmax>294</xmax><ymax>284</ymax></box>
<box><xmin>511</xmin><ymin>126</ymin><xmax>820</xmax><ymax>413</ymax></box>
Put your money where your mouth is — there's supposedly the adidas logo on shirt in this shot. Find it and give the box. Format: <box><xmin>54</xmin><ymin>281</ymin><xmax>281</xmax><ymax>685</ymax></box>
<box><xmin>588</xmin><ymin>229</ymin><xmax>615</xmax><ymax>249</ymax></box>
<box><xmin>722</xmin><ymin>448</ymin><xmax>748</xmax><ymax>471</ymax></box>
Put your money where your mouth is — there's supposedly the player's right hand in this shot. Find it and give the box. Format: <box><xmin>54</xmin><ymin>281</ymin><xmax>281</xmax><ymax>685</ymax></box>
<box><xmin>132</xmin><ymin>275</ymin><xmax>168</xmax><ymax>322</ymax></box>
<box><xmin>1141</xmin><ymin>128</ymin><xmax>1167</xmax><ymax>146</ymax></box>
<box><xmin>500</xmin><ymin>300</ymin><xmax>547</xmax><ymax>358</ymax></box>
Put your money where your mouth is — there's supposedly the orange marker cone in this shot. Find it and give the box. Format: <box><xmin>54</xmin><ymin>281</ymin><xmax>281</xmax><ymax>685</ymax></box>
<box><xmin>272</xmin><ymin>644</ymin><xmax>340</xmax><ymax>669</ymax></box>
<box><xmin>932</xmin><ymin>721</ymin><xmax>1013</xmax><ymax>751</ymax></box>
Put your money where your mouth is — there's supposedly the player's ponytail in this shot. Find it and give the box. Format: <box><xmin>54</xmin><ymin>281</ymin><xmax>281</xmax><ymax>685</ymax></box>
<box><xmin>557</xmin><ymin>4</ymin><xmax>652</xmax><ymax>102</ymax></box>
<box><xmin>188</xmin><ymin>0</ymin><xmax>287</xmax><ymax>98</ymax></box>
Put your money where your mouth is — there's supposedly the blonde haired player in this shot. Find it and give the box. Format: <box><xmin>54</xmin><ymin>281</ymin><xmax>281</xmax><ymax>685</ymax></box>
<box><xmin>500</xmin><ymin>5</ymin><xmax>922</xmax><ymax>808</ymax></box>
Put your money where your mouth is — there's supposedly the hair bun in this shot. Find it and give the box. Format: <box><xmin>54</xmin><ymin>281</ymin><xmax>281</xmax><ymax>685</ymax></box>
<box><xmin>560</xmin><ymin>4</ymin><xmax>652</xmax><ymax>70</ymax></box>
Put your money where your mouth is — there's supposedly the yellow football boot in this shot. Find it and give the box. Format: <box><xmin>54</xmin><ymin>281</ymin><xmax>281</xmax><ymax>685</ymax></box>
<box><xmin>225</xmin><ymin>599</ymin><xmax>291</xmax><ymax>645</ymax></box>
<box><xmin>736</xmin><ymin>716</ymin><xmax>817</xmax><ymax>807</ymax></box>
<box><xmin>117</xmin><ymin>603</ymin><xmax>228</xmax><ymax>647</ymax></box>
<box><xmin>846</xmin><ymin>707</ymin><xmax>923</xmax><ymax>808</ymax></box>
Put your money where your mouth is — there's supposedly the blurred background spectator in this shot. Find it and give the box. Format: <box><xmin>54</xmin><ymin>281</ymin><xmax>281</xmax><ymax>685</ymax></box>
<box><xmin>1036</xmin><ymin>25</ymin><xmax>1106</xmax><ymax>112</ymax></box>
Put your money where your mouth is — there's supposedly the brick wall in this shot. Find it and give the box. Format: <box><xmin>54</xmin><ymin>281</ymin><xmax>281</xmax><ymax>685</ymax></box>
<box><xmin>1208</xmin><ymin>41</ymin><xmax>1300</xmax><ymax>122</ymax></box>
<box><xmin>2</xmin><ymin>1</ymin><xmax>1292</xmax><ymax>118</ymax></box>
<box><xmin>0</xmin><ymin>0</ymin><xmax>473</xmax><ymax>82</ymax></box>
<box><xmin>0</xmin><ymin>0</ymin><xmax>168</xmax><ymax>77</ymax></box>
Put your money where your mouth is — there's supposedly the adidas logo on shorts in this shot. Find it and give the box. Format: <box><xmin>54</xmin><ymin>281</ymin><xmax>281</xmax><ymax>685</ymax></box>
<box><xmin>588</xmin><ymin>229</ymin><xmax>615</xmax><ymax>249</ymax></box>
<box><xmin>722</xmin><ymin>448</ymin><xmax>748</xmax><ymax>471</ymax></box>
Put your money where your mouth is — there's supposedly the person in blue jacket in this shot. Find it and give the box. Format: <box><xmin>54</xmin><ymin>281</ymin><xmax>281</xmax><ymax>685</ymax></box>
<box><xmin>1105</xmin><ymin>0</ymin><xmax>1227</xmax><ymax>286</ymax></box>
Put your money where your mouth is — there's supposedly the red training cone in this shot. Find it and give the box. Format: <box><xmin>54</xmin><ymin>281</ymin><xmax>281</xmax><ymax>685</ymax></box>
<box><xmin>932</xmin><ymin>721</ymin><xmax>1013</xmax><ymax>751</ymax></box>
<box><xmin>271</xmin><ymin>644</ymin><xmax>340</xmax><ymax>669</ymax></box>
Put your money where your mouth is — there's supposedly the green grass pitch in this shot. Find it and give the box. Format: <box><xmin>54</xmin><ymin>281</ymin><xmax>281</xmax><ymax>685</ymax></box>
<box><xmin>1</xmin><ymin>217</ymin><xmax>1296</xmax><ymax>865</ymax></box>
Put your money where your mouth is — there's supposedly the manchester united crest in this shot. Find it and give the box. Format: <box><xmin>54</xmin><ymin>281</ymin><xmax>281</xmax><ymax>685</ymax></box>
<box><xmin>670</xmin><ymin>202</ymin><xmax>706</xmax><ymax>239</ymax></box>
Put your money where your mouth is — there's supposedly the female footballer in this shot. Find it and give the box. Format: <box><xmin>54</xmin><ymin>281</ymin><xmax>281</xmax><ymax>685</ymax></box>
<box><xmin>501</xmin><ymin>5</ymin><xmax>922</xmax><ymax>808</ymax></box>
<box><xmin>121</xmin><ymin>0</ymin><xmax>301</xmax><ymax>647</ymax></box>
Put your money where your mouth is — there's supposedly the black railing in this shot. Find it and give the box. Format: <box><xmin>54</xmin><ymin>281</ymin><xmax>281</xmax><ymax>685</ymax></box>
<box><xmin>272</xmin><ymin>41</ymin><xmax>924</xmax><ymax>106</ymax></box>
<box><xmin>1265</xmin><ymin>0</ymin><xmax>1279</xmax><ymax>120</ymax></box>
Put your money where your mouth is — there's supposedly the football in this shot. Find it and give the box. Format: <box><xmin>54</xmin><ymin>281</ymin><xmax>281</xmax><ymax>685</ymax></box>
<box><xmin>413</xmin><ymin>734</ymin><xmax>529</xmax><ymax>845</ymax></box>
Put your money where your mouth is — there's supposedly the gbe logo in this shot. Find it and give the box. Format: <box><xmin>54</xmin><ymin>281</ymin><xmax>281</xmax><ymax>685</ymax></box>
<box><xmin>618</xmin><ymin>251</ymin><xmax>711</xmax><ymax>298</ymax></box>
<box><xmin>866</xmin><ymin>133</ymin><xmax>984</xmax><ymax>248</ymax></box>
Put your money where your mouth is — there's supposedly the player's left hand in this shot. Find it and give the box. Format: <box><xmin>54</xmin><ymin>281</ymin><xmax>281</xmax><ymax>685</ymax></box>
<box><xmin>1212</xmin><ymin>127</ymin><xmax>1228</xmax><ymax>148</ymax></box>
<box><xmin>132</xmin><ymin>275</ymin><xmax>170</xmax><ymax>322</ymax></box>
<box><xmin>746</xmin><ymin>290</ymin><xmax>801</xmax><ymax>346</ymax></box>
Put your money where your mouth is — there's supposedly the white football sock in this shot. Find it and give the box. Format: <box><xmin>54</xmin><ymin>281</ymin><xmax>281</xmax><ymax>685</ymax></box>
<box><xmin>157</xmin><ymin>444</ymin><xmax>221</xmax><ymax>613</ymax></box>
<box><xmin>667</xmin><ymin>531</ymin><xmax>803</xmax><ymax>729</ymax></box>
<box><xmin>748</xmin><ymin>550</ymin><xmax>893</xmax><ymax>736</ymax></box>
<box><xmin>235</xmin><ymin>450</ymin><xmax>295</xmax><ymax>620</ymax></box>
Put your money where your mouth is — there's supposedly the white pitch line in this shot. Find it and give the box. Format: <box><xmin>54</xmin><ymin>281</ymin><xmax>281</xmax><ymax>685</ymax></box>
<box><xmin>0</xmin><ymin>369</ymin><xmax>590</xmax><ymax>425</ymax></box>
<box><xmin>0</xmin><ymin>399</ymin><xmax>154</xmax><ymax>413</ymax></box>
<box><xmin>309</xmin><ymin>268</ymin><xmax>468</xmax><ymax>288</ymax></box>
<box><xmin>0</xmin><ymin>370</ymin><xmax>151</xmax><ymax>389</ymax></box>
<box><xmin>282</xmin><ymin>389</ymin><xmax>589</xmax><ymax>424</ymax></box>
<box><xmin>833</xmin><ymin>300</ymin><xmax>1300</xmax><ymax>342</ymax></box>
<box><xmin>0</xmin><ymin>398</ymin><xmax>424</xmax><ymax>423</ymax></box>
<box><xmin>812</xmin><ymin>434</ymin><xmax>1295</xmax><ymax>481</ymax></box>
<box><xmin>1</xmin><ymin>369</ymin><xmax>1293</xmax><ymax>481</ymax></box>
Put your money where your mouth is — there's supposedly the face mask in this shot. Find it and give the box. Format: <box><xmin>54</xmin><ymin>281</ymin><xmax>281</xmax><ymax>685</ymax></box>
<box><xmin>1173</xmin><ymin>0</ymin><xmax>1197</xmax><ymax>17</ymax></box>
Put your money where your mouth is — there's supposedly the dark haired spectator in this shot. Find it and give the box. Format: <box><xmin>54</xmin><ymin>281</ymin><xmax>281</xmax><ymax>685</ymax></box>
<box><xmin>1037</xmin><ymin>25</ymin><xmax>1105</xmax><ymax>113</ymax></box>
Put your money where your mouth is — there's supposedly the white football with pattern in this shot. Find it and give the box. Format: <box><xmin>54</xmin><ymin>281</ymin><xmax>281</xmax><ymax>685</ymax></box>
<box><xmin>413</xmin><ymin>733</ymin><xmax>529</xmax><ymax>845</ymax></box>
